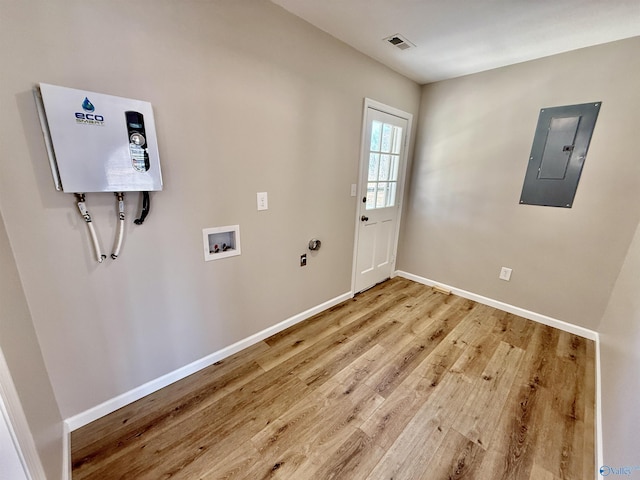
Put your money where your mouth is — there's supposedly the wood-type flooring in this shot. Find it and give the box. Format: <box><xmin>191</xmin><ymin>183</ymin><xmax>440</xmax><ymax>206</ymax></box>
<box><xmin>71</xmin><ymin>277</ymin><xmax>596</xmax><ymax>479</ymax></box>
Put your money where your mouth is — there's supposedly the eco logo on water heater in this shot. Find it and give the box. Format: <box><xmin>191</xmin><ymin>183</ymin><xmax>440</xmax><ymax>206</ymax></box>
<box><xmin>81</xmin><ymin>97</ymin><xmax>95</xmax><ymax>112</ymax></box>
<box><xmin>75</xmin><ymin>96</ymin><xmax>104</xmax><ymax>125</ymax></box>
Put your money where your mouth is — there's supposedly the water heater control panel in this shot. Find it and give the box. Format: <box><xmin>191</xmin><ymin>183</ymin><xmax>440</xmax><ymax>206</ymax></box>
<box><xmin>35</xmin><ymin>83</ymin><xmax>163</xmax><ymax>193</ymax></box>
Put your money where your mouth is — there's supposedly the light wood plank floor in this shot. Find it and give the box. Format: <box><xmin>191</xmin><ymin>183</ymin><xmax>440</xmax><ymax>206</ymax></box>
<box><xmin>72</xmin><ymin>277</ymin><xmax>595</xmax><ymax>479</ymax></box>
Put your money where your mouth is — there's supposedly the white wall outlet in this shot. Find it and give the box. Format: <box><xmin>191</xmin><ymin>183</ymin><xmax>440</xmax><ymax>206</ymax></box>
<box><xmin>257</xmin><ymin>192</ymin><xmax>268</xmax><ymax>211</ymax></box>
<box><xmin>499</xmin><ymin>267</ymin><xmax>512</xmax><ymax>281</ymax></box>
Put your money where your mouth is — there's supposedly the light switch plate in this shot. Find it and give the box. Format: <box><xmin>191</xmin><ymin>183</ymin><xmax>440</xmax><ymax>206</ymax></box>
<box><xmin>350</xmin><ymin>184</ymin><xmax>357</xmax><ymax>196</ymax></box>
<box><xmin>257</xmin><ymin>192</ymin><xmax>268</xmax><ymax>211</ymax></box>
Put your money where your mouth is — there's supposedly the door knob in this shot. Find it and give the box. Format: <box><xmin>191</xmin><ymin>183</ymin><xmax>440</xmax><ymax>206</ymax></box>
<box><xmin>361</xmin><ymin>215</ymin><xmax>369</xmax><ymax>222</ymax></box>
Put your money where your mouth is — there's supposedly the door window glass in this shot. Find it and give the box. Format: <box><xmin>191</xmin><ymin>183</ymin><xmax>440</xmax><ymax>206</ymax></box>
<box><xmin>366</xmin><ymin>121</ymin><xmax>402</xmax><ymax>210</ymax></box>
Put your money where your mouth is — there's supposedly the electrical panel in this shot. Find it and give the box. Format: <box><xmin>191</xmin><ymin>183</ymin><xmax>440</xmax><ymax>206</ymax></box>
<box><xmin>35</xmin><ymin>83</ymin><xmax>163</xmax><ymax>193</ymax></box>
<box><xmin>520</xmin><ymin>102</ymin><xmax>601</xmax><ymax>208</ymax></box>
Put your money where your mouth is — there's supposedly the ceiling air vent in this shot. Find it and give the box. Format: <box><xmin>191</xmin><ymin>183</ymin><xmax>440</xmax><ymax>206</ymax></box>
<box><xmin>384</xmin><ymin>34</ymin><xmax>415</xmax><ymax>50</ymax></box>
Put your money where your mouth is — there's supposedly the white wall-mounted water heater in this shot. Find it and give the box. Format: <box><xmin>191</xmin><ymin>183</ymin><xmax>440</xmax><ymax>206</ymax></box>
<box><xmin>34</xmin><ymin>83</ymin><xmax>164</xmax><ymax>262</ymax></box>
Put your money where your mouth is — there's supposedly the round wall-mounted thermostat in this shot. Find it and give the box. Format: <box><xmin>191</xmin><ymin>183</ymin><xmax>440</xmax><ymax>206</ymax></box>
<box><xmin>308</xmin><ymin>239</ymin><xmax>321</xmax><ymax>251</ymax></box>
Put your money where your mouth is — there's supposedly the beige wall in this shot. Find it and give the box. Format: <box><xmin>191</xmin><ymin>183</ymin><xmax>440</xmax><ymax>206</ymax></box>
<box><xmin>0</xmin><ymin>211</ymin><xmax>63</xmax><ymax>479</ymax></box>
<box><xmin>598</xmin><ymin>220</ymin><xmax>640</xmax><ymax>466</ymax></box>
<box><xmin>0</xmin><ymin>0</ymin><xmax>420</xmax><ymax>420</ymax></box>
<box><xmin>398</xmin><ymin>37</ymin><xmax>640</xmax><ymax>330</ymax></box>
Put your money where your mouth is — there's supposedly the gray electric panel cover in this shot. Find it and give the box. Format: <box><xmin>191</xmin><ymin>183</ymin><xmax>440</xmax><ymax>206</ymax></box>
<box><xmin>520</xmin><ymin>102</ymin><xmax>601</xmax><ymax>208</ymax></box>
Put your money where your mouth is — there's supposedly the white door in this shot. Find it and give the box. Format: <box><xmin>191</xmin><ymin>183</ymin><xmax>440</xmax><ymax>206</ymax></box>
<box><xmin>353</xmin><ymin>101</ymin><xmax>411</xmax><ymax>293</ymax></box>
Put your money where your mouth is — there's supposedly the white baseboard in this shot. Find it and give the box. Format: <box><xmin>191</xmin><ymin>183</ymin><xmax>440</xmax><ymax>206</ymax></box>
<box><xmin>62</xmin><ymin>422</ymin><xmax>70</xmax><ymax>480</ymax></box>
<box><xmin>394</xmin><ymin>270</ymin><xmax>598</xmax><ymax>340</ymax></box>
<box><xmin>65</xmin><ymin>291</ymin><xmax>352</xmax><ymax>432</ymax></box>
<box><xmin>394</xmin><ymin>270</ymin><xmax>603</xmax><ymax>478</ymax></box>
<box><xmin>595</xmin><ymin>335</ymin><xmax>603</xmax><ymax>479</ymax></box>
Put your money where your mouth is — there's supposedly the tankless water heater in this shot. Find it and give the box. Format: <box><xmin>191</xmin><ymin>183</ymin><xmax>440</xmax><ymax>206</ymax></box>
<box><xmin>34</xmin><ymin>83</ymin><xmax>163</xmax><ymax>263</ymax></box>
<box><xmin>35</xmin><ymin>83</ymin><xmax>163</xmax><ymax>193</ymax></box>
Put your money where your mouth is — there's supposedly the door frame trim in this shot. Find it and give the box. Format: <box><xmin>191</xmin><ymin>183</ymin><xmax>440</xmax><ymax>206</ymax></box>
<box><xmin>351</xmin><ymin>98</ymin><xmax>413</xmax><ymax>294</ymax></box>
<box><xmin>0</xmin><ymin>348</ymin><xmax>47</xmax><ymax>479</ymax></box>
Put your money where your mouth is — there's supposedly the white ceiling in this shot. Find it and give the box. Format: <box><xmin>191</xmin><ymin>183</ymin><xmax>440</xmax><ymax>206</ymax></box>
<box><xmin>271</xmin><ymin>0</ymin><xmax>640</xmax><ymax>84</ymax></box>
